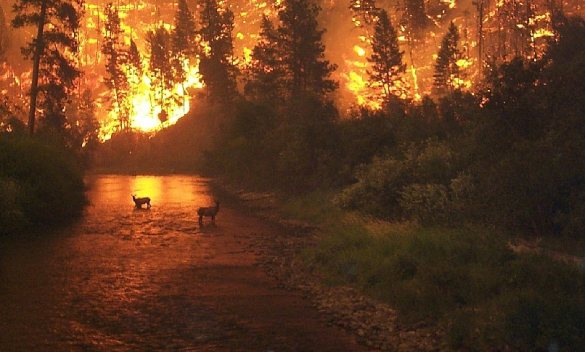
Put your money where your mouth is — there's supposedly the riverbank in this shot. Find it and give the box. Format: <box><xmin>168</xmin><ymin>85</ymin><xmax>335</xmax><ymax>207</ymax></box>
<box><xmin>0</xmin><ymin>136</ymin><xmax>86</xmax><ymax>236</ymax></box>
<box><xmin>211</xmin><ymin>179</ymin><xmax>585</xmax><ymax>351</ymax></box>
<box><xmin>1</xmin><ymin>175</ymin><xmax>367</xmax><ymax>351</ymax></box>
<box><xmin>210</xmin><ymin>179</ymin><xmax>443</xmax><ymax>351</ymax></box>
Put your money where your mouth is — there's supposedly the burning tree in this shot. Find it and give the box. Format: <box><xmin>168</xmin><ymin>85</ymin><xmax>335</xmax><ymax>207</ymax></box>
<box><xmin>126</xmin><ymin>39</ymin><xmax>142</xmax><ymax>86</ymax></box>
<box><xmin>67</xmin><ymin>89</ymin><xmax>100</xmax><ymax>163</ymax></box>
<box><xmin>402</xmin><ymin>0</ymin><xmax>432</xmax><ymax>39</ymax></box>
<box><xmin>277</xmin><ymin>0</ymin><xmax>338</xmax><ymax>99</ymax></box>
<box><xmin>367</xmin><ymin>9</ymin><xmax>405</xmax><ymax>106</ymax></box>
<box><xmin>147</xmin><ymin>26</ymin><xmax>175</xmax><ymax>123</ymax></box>
<box><xmin>172</xmin><ymin>0</ymin><xmax>197</xmax><ymax>86</ymax></box>
<box><xmin>349</xmin><ymin>0</ymin><xmax>379</xmax><ymax>27</ymax></box>
<box><xmin>198</xmin><ymin>0</ymin><xmax>238</xmax><ymax>103</ymax></box>
<box><xmin>433</xmin><ymin>22</ymin><xmax>463</xmax><ymax>95</ymax></box>
<box><xmin>12</xmin><ymin>0</ymin><xmax>83</xmax><ymax>136</ymax></box>
<box><xmin>102</xmin><ymin>3</ymin><xmax>130</xmax><ymax>131</ymax></box>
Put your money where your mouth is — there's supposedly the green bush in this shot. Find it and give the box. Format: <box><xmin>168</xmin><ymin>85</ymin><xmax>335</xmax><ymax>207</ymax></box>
<box><xmin>0</xmin><ymin>177</ymin><xmax>28</xmax><ymax>234</ymax></box>
<box><xmin>336</xmin><ymin>139</ymin><xmax>458</xmax><ymax>220</ymax></box>
<box><xmin>301</xmin><ymin>211</ymin><xmax>585</xmax><ymax>350</ymax></box>
<box><xmin>399</xmin><ymin>183</ymin><xmax>449</xmax><ymax>224</ymax></box>
<box><xmin>0</xmin><ymin>135</ymin><xmax>86</xmax><ymax>234</ymax></box>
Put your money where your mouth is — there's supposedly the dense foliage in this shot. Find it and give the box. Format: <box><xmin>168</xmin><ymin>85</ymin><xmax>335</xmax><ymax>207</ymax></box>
<box><xmin>0</xmin><ymin>135</ymin><xmax>86</xmax><ymax>235</ymax></box>
<box><xmin>204</xmin><ymin>15</ymin><xmax>585</xmax><ymax>348</ymax></box>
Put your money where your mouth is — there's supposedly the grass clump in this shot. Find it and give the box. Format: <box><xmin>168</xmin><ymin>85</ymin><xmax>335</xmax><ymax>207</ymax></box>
<box><xmin>283</xmin><ymin>193</ymin><xmax>585</xmax><ymax>351</ymax></box>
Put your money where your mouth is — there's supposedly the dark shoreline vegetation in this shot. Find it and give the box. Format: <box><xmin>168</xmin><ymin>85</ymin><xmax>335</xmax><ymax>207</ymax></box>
<box><xmin>282</xmin><ymin>192</ymin><xmax>585</xmax><ymax>350</ymax></box>
<box><xmin>202</xmin><ymin>15</ymin><xmax>585</xmax><ymax>350</ymax></box>
<box><xmin>0</xmin><ymin>134</ymin><xmax>86</xmax><ymax>235</ymax></box>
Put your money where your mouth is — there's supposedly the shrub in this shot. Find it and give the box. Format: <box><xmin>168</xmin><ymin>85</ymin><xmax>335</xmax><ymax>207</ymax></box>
<box><xmin>399</xmin><ymin>183</ymin><xmax>449</xmax><ymax>224</ymax></box>
<box><xmin>306</xmin><ymin>219</ymin><xmax>585</xmax><ymax>350</ymax></box>
<box><xmin>336</xmin><ymin>139</ymin><xmax>458</xmax><ymax>220</ymax></box>
<box><xmin>0</xmin><ymin>135</ymin><xmax>86</xmax><ymax>233</ymax></box>
<box><xmin>0</xmin><ymin>177</ymin><xmax>28</xmax><ymax>234</ymax></box>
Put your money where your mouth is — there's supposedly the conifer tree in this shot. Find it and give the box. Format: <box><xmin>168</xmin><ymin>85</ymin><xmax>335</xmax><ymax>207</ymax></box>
<box><xmin>277</xmin><ymin>0</ymin><xmax>337</xmax><ymax>99</ymax></box>
<box><xmin>198</xmin><ymin>0</ymin><xmax>237</xmax><ymax>103</ymax></box>
<box><xmin>127</xmin><ymin>39</ymin><xmax>142</xmax><ymax>80</ymax></box>
<box><xmin>172</xmin><ymin>0</ymin><xmax>197</xmax><ymax>85</ymax></box>
<box><xmin>403</xmin><ymin>0</ymin><xmax>431</xmax><ymax>38</ymax></box>
<box><xmin>67</xmin><ymin>89</ymin><xmax>100</xmax><ymax>162</ymax></box>
<box><xmin>245</xmin><ymin>16</ymin><xmax>285</xmax><ymax>103</ymax></box>
<box><xmin>102</xmin><ymin>2</ymin><xmax>130</xmax><ymax>131</ymax></box>
<box><xmin>12</xmin><ymin>0</ymin><xmax>82</xmax><ymax>136</ymax></box>
<box><xmin>172</xmin><ymin>0</ymin><xmax>197</xmax><ymax>58</ymax></box>
<box><xmin>367</xmin><ymin>9</ymin><xmax>405</xmax><ymax>105</ymax></box>
<box><xmin>147</xmin><ymin>26</ymin><xmax>175</xmax><ymax>123</ymax></box>
<box><xmin>433</xmin><ymin>22</ymin><xmax>462</xmax><ymax>95</ymax></box>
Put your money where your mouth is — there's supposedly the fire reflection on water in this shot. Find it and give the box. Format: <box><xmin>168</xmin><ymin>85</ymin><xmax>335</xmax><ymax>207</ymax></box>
<box><xmin>88</xmin><ymin>175</ymin><xmax>213</xmax><ymax>209</ymax></box>
<box><xmin>0</xmin><ymin>175</ymin><xmax>218</xmax><ymax>349</ymax></box>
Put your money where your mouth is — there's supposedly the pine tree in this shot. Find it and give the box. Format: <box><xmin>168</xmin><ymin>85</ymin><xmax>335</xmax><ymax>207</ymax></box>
<box><xmin>367</xmin><ymin>9</ymin><xmax>405</xmax><ymax>105</ymax></box>
<box><xmin>433</xmin><ymin>22</ymin><xmax>462</xmax><ymax>95</ymax></box>
<box><xmin>244</xmin><ymin>16</ymin><xmax>285</xmax><ymax>103</ymax></box>
<box><xmin>403</xmin><ymin>0</ymin><xmax>431</xmax><ymax>38</ymax></box>
<box><xmin>126</xmin><ymin>39</ymin><xmax>142</xmax><ymax>121</ymax></box>
<box><xmin>172</xmin><ymin>0</ymin><xmax>197</xmax><ymax>58</ymax></box>
<box><xmin>67</xmin><ymin>89</ymin><xmax>100</xmax><ymax>163</ymax></box>
<box><xmin>147</xmin><ymin>26</ymin><xmax>175</xmax><ymax>123</ymax></box>
<box><xmin>277</xmin><ymin>0</ymin><xmax>337</xmax><ymax>99</ymax></box>
<box><xmin>127</xmin><ymin>39</ymin><xmax>142</xmax><ymax>78</ymax></box>
<box><xmin>198</xmin><ymin>0</ymin><xmax>237</xmax><ymax>103</ymax></box>
<box><xmin>172</xmin><ymin>0</ymin><xmax>197</xmax><ymax>85</ymax></box>
<box><xmin>12</xmin><ymin>0</ymin><xmax>82</xmax><ymax>136</ymax></box>
<box><xmin>102</xmin><ymin>3</ymin><xmax>130</xmax><ymax>131</ymax></box>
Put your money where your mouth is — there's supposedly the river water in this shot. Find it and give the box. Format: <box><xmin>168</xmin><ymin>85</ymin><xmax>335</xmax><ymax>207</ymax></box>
<box><xmin>0</xmin><ymin>175</ymin><xmax>362</xmax><ymax>351</ymax></box>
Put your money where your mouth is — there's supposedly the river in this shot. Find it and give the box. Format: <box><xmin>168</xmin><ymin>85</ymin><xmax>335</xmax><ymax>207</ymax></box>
<box><xmin>0</xmin><ymin>175</ymin><xmax>363</xmax><ymax>351</ymax></box>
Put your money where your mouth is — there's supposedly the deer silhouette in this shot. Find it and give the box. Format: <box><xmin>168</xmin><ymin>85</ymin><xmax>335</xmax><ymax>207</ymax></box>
<box><xmin>198</xmin><ymin>201</ymin><xmax>220</xmax><ymax>225</ymax></box>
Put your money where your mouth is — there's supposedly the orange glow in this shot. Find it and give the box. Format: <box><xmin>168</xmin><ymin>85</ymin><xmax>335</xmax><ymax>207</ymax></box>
<box><xmin>353</xmin><ymin>45</ymin><xmax>366</xmax><ymax>57</ymax></box>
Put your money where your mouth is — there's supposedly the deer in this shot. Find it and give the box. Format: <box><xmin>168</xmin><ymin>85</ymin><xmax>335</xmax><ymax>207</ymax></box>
<box><xmin>132</xmin><ymin>195</ymin><xmax>151</xmax><ymax>209</ymax></box>
<box><xmin>198</xmin><ymin>201</ymin><xmax>220</xmax><ymax>225</ymax></box>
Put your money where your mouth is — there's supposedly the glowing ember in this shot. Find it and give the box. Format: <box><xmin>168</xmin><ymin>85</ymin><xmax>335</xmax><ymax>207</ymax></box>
<box><xmin>353</xmin><ymin>45</ymin><xmax>366</xmax><ymax>57</ymax></box>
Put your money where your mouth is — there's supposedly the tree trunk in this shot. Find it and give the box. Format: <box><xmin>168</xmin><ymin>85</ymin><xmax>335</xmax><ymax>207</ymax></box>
<box><xmin>28</xmin><ymin>0</ymin><xmax>48</xmax><ymax>136</ymax></box>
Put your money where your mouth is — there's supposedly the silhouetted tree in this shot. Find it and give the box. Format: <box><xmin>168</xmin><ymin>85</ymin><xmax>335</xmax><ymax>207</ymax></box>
<box><xmin>67</xmin><ymin>89</ymin><xmax>100</xmax><ymax>165</ymax></box>
<box><xmin>245</xmin><ymin>16</ymin><xmax>285</xmax><ymax>103</ymax></box>
<box><xmin>102</xmin><ymin>3</ymin><xmax>130</xmax><ymax>131</ymax></box>
<box><xmin>172</xmin><ymin>0</ymin><xmax>197</xmax><ymax>85</ymax></box>
<box><xmin>403</xmin><ymin>0</ymin><xmax>431</xmax><ymax>38</ymax></box>
<box><xmin>368</xmin><ymin>9</ymin><xmax>405</xmax><ymax>105</ymax></box>
<box><xmin>127</xmin><ymin>39</ymin><xmax>142</xmax><ymax>78</ymax></box>
<box><xmin>12</xmin><ymin>0</ymin><xmax>82</xmax><ymax>136</ymax></box>
<box><xmin>172</xmin><ymin>0</ymin><xmax>197</xmax><ymax>58</ymax></box>
<box><xmin>277</xmin><ymin>0</ymin><xmax>337</xmax><ymax>99</ymax></box>
<box><xmin>433</xmin><ymin>22</ymin><xmax>462</xmax><ymax>95</ymax></box>
<box><xmin>198</xmin><ymin>0</ymin><xmax>237</xmax><ymax>103</ymax></box>
<box><xmin>147</xmin><ymin>26</ymin><xmax>175</xmax><ymax>123</ymax></box>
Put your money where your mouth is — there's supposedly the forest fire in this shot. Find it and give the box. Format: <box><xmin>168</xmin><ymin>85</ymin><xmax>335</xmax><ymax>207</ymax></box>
<box><xmin>2</xmin><ymin>1</ymin><xmax>585</xmax><ymax>351</ymax></box>
<box><xmin>98</xmin><ymin>58</ymin><xmax>203</xmax><ymax>141</ymax></box>
<box><xmin>0</xmin><ymin>0</ymin><xmax>583</xmax><ymax>138</ymax></box>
